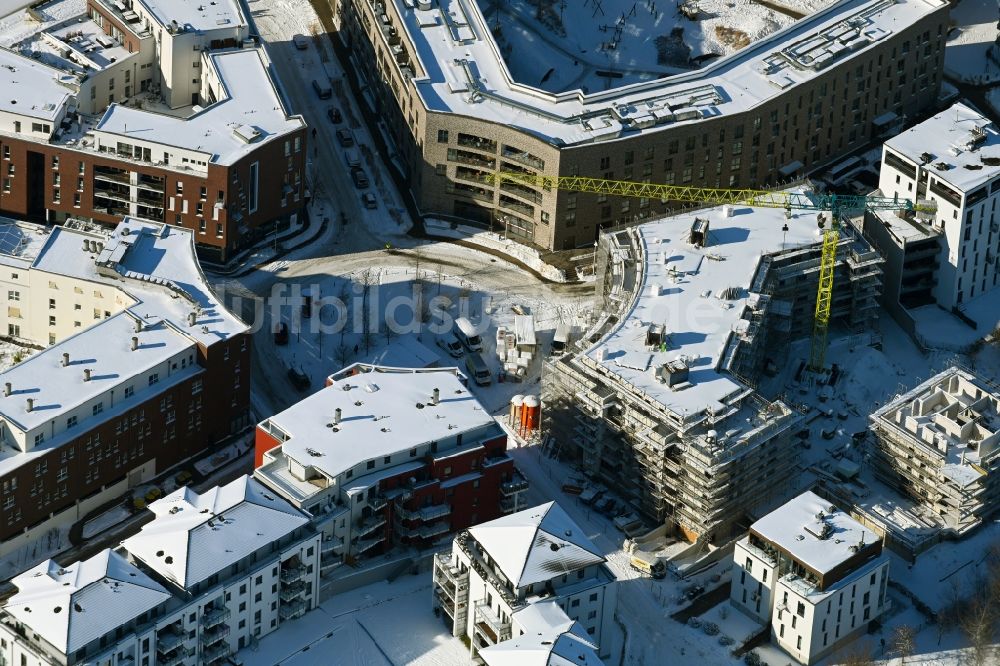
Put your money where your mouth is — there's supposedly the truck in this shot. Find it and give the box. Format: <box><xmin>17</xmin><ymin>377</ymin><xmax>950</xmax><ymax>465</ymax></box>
<box><xmin>624</xmin><ymin>541</ymin><xmax>665</xmax><ymax>579</ymax></box>
<box><xmin>551</xmin><ymin>320</ymin><xmax>571</xmax><ymax>356</ymax></box>
<box><xmin>465</xmin><ymin>351</ymin><xmax>491</xmax><ymax>386</ymax></box>
<box><xmin>454</xmin><ymin>316</ymin><xmax>483</xmax><ymax>352</ymax></box>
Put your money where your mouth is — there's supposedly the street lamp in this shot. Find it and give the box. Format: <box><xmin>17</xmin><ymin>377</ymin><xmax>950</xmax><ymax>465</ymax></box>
<box><xmin>782</xmin><ymin>223</ymin><xmax>789</xmax><ymax>250</ymax></box>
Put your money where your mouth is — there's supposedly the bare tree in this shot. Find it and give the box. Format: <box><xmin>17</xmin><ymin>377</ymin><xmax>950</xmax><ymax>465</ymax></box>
<box><xmin>333</xmin><ymin>342</ymin><xmax>351</xmax><ymax>369</ymax></box>
<box><xmin>840</xmin><ymin>642</ymin><xmax>875</xmax><ymax>666</ymax></box>
<box><xmin>412</xmin><ymin>250</ymin><xmax>425</xmax><ymax>339</ymax></box>
<box><xmin>891</xmin><ymin>624</ymin><xmax>915</xmax><ymax>665</ymax></box>
<box><xmin>338</xmin><ymin>281</ymin><xmax>351</xmax><ymax>344</ymax></box>
<box><xmin>962</xmin><ymin>594</ymin><xmax>998</xmax><ymax>666</ymax></box>
<box><xmin>359</xmin><ymin>269</ymin><xmax>377</xmax><ymax>354</ymax></box>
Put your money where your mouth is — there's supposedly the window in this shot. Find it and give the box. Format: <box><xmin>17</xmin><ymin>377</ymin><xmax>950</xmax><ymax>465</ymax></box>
<box><xmin>796</xmin><ymin>636</ymin><xmax>802</xmax><ymax>650</ymax></box>
<box><xmin>92</xmin><ymin>402</ymin><xmax>103</xmax><ymax>415</ymax></box>
<box><xmin>437</xmin><ymin>130</ymin><xmax>449</xmax><ymax>143</ymax></box>
<box><xmin>7</xmin><ymin>290</ymin><xmax>18</xmax><ymax>301</ymax></box>
<box><xmin>745</xmin><ymin>558</ymin><xmax>752</xmax><ymax>572</ymax></box>
<box><xmin>66</xmin><ymin>416</ymin><xmax>77</xmax><ymax>428</ymax></box>
<box><xmin>148</xmin><ymin>373</ymin><xmax>159</xmax><ymax>385</ymax></box>
<box><xmin>796</xmin><ymin>601</ymin><xmax>805</xmax><ymax>617</ymax></box>
<box><xmin>49</xmin><ymin>315</ymin><xmax>56</xmax><ymax>326</ymax></box>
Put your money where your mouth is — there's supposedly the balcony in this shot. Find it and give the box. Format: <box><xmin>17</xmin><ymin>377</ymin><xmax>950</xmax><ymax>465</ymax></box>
<box><xmin>201</xmin><ymin>607</ymin><xmax>231</xmax><ymax>629</ymax></box>
<box><xmin>356</xmin><ymin>532</ymin><xmax>386</xmax><ymax>554</ymax></box>
<box><xmin>279</xmin><ymin>598</ymin><xmax>307</xmax><ymax>620</ymax></box>
<box><xmin>358</xmin><ymin>515</ymin><xmax>387</xmax><ymax>538</ymax></box>
<box><xmin>474</xmin><ymin>603</ymin><xmax>511</xmax><ymax>643</ymax></box>
<box><xmin>320</xmin><ymin>537</ymin><xmax>345</xmax><ymax>556</ymax></box>
<box><xmin>399</xmin><ymin>503</ymin><xmax>452</xmax><ymax>522</ymax></box>
<box><xmin>500</xmin><ymin>496</ymin><xmax>517</xmax><ymax>513</ymax></box>
<box><xmin>202</xmin><ymin>641</ymin><xmax>232</xmax><ymax>664</ymax></box>
<box><xmin>500</xmin><ymin>475</ymin><xmax>529</xmax><ymax>496</ymax></box>
<box><xmin>158</xmin><ymin>646</ymin><xmax>193</xmax><ymax>666</ymax></box>
<box><xmin>93</xmin><ymin>169</ymin><xmax>131</xmax><ymax>185</ymax></box>
<box><xmin>280</xmin><ymin>564</ymin><xmax>306</xmax><ymax>584</ymax></box>
<box><xmin>501</xmin><ymin>146</ymin><xmax>545</xmax><ymax>170</ymax></box>
<box><xmin>200</xmin><ymin>624</ymin><xmax>230</xmax><ymax>646</ymax></box>
<box><xmin>368</xmin><ymin>493</ymin><xmax>388</xmax><ymax>511</ymax></box>
<box><xmin>280</xmin><ymin>581</ymin><xmax>307</xmax><ymax>602</ymax></box>
<box><xmin>457</xmin><ymin>133</ymin><xmax>497</xmax><ymax>153</ymax></box>
<box><xmin>157</xmin><ymin>630</ymin><xmax>187</xmax><ymax>653</ymax></box>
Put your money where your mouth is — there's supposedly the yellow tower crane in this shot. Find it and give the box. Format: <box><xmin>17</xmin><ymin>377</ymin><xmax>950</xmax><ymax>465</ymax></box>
<box><xmin>484</xmin><ymin>172</ymin><xmax>935</xmax><ymax>372</ymax></box>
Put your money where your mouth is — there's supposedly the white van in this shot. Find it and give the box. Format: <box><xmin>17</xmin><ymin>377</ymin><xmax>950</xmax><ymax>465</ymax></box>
<box><xmin>454</xmin><ymin>316</ymin><xmax>483</xmax><ymax>352</ymax></box>
<box><xmin>465</xmin><ymin>352</ymin><xmax>491</xmax><ymax>386</ymax></box>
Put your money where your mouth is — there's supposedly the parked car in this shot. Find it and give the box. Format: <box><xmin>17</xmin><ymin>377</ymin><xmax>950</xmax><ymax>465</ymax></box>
<box><xmin>336</xmin><ymin>128</ymin><xmax>354</xmax><ymax>147</ymax></box>
<box><xmin>273</xmin><ymin>322</ymin><xmax>289</xmax><ymax>345</ymax></box>
<box><xmin>437</xmin><ymin>333</ymin><xmax>464</xmax><ymax>358</ymax></box>
<box><xmin>350</xmin><ymin>166</ymin><xmax>369</xmax><ymax>189</ymax></box>
<box><xmin>614</xmin><ymin>513</ymin><xmax>642</xmax><ymax>533</ymax></box>
<box><xmin>174</xmin><ymin>470</ymin><xmax>193</xmax><ymax>486</ymax></box>
<box><xmin>144</xmin><ymin>487</ymin><xmax>162</xmax><ymax>502</ymax></box>
<box><xmin>579</xmin><ymin>487</ymin><xmax>604</xmax><ymax>506</ymax></box>
<box><xmin>312</xmin><ymin>79</ymin><xmax>332</xmax><ymax>100</ymax></box>
<box><xmin>288</xmin><ymin>366</ymin><xmax>310</xmax><ymax>391</ymax></box>
<box><xmin>361</xmin><ymin>192</ymin><xmax>377</xmax><ymax>209</ymax></box>
<box><xmin>561</xmin><ymin>484</ymin><xmax>584</xmax><ymax>496</ymax></box>
<box><xmin>598</xmin><ymin>498</ymin><xmax>619</xmax><ymax>516</ymax></box>
<box><xmin>327</xmin><ymin>107</ymin><xmax>342</xmax><ymax>123</ymax></box>
<box><xmin>293</xmin><ymin>34</ymin><xmax>309</xmax><ymax>50</ymax></box>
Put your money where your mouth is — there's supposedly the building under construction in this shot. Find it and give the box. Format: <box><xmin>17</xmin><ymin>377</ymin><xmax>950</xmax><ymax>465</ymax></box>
<box><xmin>869</xmin><ymin>367</ymin><xmax>1000</xmax><ymax>538</ymax></box>
<box><xmin>542</xmin><ymin>200</ymin><xmax>884</xmax><ymax>544</ymax></box>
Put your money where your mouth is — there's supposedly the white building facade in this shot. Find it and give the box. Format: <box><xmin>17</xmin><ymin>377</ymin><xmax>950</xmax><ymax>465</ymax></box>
<box><xmin>432</xmin><ymin>502</ymin><xmax>617</xmax><ymax>663</ymax></box>
<box><xmin>730</xmin><ymin>491</ymin><xmax>890</xmax><ymax>665</ymax></box>
<box><xmin>878</xmin><ymin>102</ymin><xmax>1000</xmax><ymax>310</ymax></box>
<box><xmin>0</xmin><ymin>476</ymin><xmax>320</xmax><ymax>666</ymax></box>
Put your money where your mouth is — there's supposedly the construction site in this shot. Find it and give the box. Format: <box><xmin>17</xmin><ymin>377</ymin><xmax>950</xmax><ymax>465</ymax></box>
<box><xmin>542</xmin><ymin>195</ymin><xmax>887</xmax><ymax>546</ymax></box>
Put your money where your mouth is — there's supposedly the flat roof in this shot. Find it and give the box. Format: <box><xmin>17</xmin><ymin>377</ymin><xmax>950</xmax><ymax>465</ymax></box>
<box><xmin>136</xmin><ymin>0</ymin><xmax>244</xmax><ymax>33</ymax></box>
<box><xmin>884</xmin><ymin>101</ymin><xmax>1000</xmax><ymax>193</ymax></box>
<box><xmin>122</xmin><ymin>476</ymin><xmax>309</xmax><ymax>588</ymax></box>
<box><xmin>397</xmin><ymin>0</ymin><xmax>945</xmax><ymax>145</ymax></box>
<box><xmin>262</xmin><ymin>366</ymin><xmax>498</xmax><ymax>481</ymax></box>
<box><xmin>95</xmin><ymin>47</ymin><xmax>303</xmax><ymax>166</ymax></box>
<box><xmin>37</xmin><ymin>17</ymin><xmax>136</xmax><ymax>72</ymax></box>
<box><xmin>584</xmin><ymin>200</ymin><xmax>822</xmax><ymax>418</ymax></box>
<box><xmin>0</xmin><ymin>312</ymin><xmax>195</xmax><ymax>433</ymax></box>
<box><xmin>868</xmin><ymin>208</ymin><xmax>940</xmax><ymax>244</ymax></box>
<box><xmin>4</xmin><ymin>549</ymin><xmax>171</xmax><ymax>654</ymax></box>
<box><xmin>0</xmin><ymin>218</ymin><xmax>52</xmax><ymax>268</ymax></box>
<box><xmin>0</xmin><ymin>46</ymin><xmax>73</xmax><ymax>121</ymax></box>
<box><xmin>750</xmin><ymin>490</ymin><xmax>879</xmax><ymax>575</ymax></box>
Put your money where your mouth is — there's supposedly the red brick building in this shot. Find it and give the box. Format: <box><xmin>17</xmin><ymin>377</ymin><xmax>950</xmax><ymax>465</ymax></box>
<box><xmin>0</xmin><ymin>217</ymin><xmax>250</xmax><ymax>557</ymax></box>
<box><xmin>254</xmin><ymin>364</ymin><xmax>529</xmax><ymax>569</ymax></box>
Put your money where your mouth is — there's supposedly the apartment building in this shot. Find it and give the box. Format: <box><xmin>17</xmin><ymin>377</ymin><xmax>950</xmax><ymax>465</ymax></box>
<box><xmin>870</xmin><ymin>367</ymin><xmax>1000</xmax><ymax>536</ymax></box>
<box><xmin>0</xmin><ymin>0</ymin><xmax>307</xmax><ymax>263</ymax></box>
<box><xmin>254</xmin><ymin>363</ymin><xmax>529</xmax><ymax>573</ymax></box>
<box><xmin>432</xmin><ymin>502</ymin><xmax>616</xmax><ymax>662</ymax></box>
<box><xmin>478</xmin><ymin>601</ymin><xmax>605</xmax><ymax>666</ymax></box>
<box><xmin>542</xmin><ymin>200</ymin><xmax>883</xmax><ymax>544</ymax></box>
<box><xmin>0</xmin><ymin>475</ymin><xmax>321</xmax><ymax>666</ymax></box>
<box><xmin>0</xmin><ymin>216</ymin><xmax>249</xmax><ymax>558</ymax></box>
<box><xmin>731</xmin><ymin>491</ymin><xmax>890</xmax><ymax>665</ymax></box>
<box><xmin>875</xmin><ymin>102</ymin><xmax>1000</xmax><ymax>312</ymax></box>
<box><xmin>335</xmin><ymin>0</ymin><xmax>947</xmax><ymax>250</ymax></box>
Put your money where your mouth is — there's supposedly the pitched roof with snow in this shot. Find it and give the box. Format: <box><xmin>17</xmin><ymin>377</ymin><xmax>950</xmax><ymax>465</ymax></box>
<box><xmin>481</xmin><ymin>601</ymin><xmax>604</xmax><ymax>666</ymax></box>
<box><xmin>122</xmin><ymin>476</ymin><xmax>309</xmax><ymax>588</ymax></box>
<box><xmin>469</xmin><ymin>502</ymin><xmax>604</xmax><ymax>589</ymax></box>
<box><xmin>4</xmin><ymin>550</ymin><xmax>171</xmax><ymax>654</ymax></box>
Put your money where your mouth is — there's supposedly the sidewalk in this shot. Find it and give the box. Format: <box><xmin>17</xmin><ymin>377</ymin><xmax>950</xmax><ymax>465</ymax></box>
<box><xmin>203</xmin><ymin>206</ymin><xmax>320</xmax><ymax>277</ymax></box>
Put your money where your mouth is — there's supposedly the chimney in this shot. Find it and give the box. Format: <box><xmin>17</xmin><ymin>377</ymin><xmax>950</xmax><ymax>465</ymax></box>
<box><xmin>334</xmin><ymin>408</ymin><xmax>342</xmax><ymax>425</ymax></box>
<box><xmin>130</xmin><ymin>336</ymin><xmax>138</xmax><ymax>351</ymax></box>
<box><xmin>61</xmin><ymin>352</ymin><xmax>70</xmax><ymax>367</ymax></box>
<box><xmin>431</xmin><ymin>388</ymin><xmax>440</xmax><ymax>406</ymax></box>
<box><xmin>187</xmin><ymin>311</ymin><xmax>197</xmax><ymax>326</ymax></box>
<box><xmin>134</xmin><ymin>319</ymin><xmax>143</xmax><ymax>333</ymax></box>
<box><xmin>82</xmin><ymin>239</ymin><xmax>90</xmax><ymax>251</ymax></box>
<box><xmin>3</xmin><ymin>382</ymin><xmax>10</xmax><ymax>397</ymax></box>
<box><xmin>25</xmin><ymin>398</ymin><xmax>33</xmax><ymax>412</ymax></box>
<box><xmin>83</xmin><ymin>368</ymin><xmax>92</xmax><ymax>382</ymax></box>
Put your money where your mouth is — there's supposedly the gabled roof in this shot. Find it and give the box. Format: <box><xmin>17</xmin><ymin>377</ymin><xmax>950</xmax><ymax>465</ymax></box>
<box><xmin>122</xmin><ymin>476</ymin><xmax>309</xmax><ymax>588</ymax></box>
<box><xmin>481</xmin><ymin>601</ymin><xmax>604</xmax><ymax>666</ymax></box>
<box><xmin>468</xmin><ymin>502</ymin><xmax>604</xmax><ymax>588</ymax></box>
<box><xmin>5</xmin><ymin>550</ymin><xmax>170</xmax><ymax>654</ymax></box>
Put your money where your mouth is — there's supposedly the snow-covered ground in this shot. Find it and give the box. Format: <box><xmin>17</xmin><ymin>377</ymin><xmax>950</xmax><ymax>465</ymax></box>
<box><xmin>0</xmin><ymin>526</ymin><xmax>69</xmax><ymax>579</ymax></box>
<box><xmin>81</xmin><ymin>504</ymin><xmax>130</xmax><ymax>540</ymax></box>
<box><xmin>0</xmin><ymin>339</ymin><xmax>35</xmax><ymax>372</ymax></box>
<box><xmin>479</xmin><ymin>0</ymin><xmax>832</xmax><ymax>93</ymax></box>
<box><xmin>944</xmin><ymin>0</ymin><xmax>1000</xmax><ymax>85</ymax></box>
<box><xmin>237</xmin><ymin>571</ymin><xmax>470</xmax><ymax>666</ymax></box>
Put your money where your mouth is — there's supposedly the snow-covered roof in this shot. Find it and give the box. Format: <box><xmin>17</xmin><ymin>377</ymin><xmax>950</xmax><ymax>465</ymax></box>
<box><xmin>399</xmin><ymin>0</ymin><xmax>945</xmax><ymax>144</ymax></box>
<box><xmin>0</xmin><ymin>46</ymin><xmax>73</xmax><ymax>121</ymax></box>
<box><xmin>482</xmin><ymin>601</ymin><xmax>603</xmax><ymax>666</ymax></box>
<box><xmin>95</xmin><ymin>47</ymin><xmax>303</xmax><ymax>166</ymax></box>
<box><xmin>867</xmin><ymin>208</ymin><xmax>940</xmax><ymax>245</ymax></box>
<box><xmin>884</xmin><ymin>102</ymin><xmax>1000</xmax><ymax>193</ymax></box>
<box><xmin>749</xmin><ymin>491</ymin><xmax>879</xmax><ymax>575</ymax></box>
<box><xmin>584</xmin><ymin>200</ymin><xmax>823</xmax><ymax>419</ymax></box>
<box><xmin>0</xmin><ymin>218</ymin><xmax>53</xmax><ymax>268</ymax></box>
<box><xmin>468</xmin><ymin>502</ymin><xmax>604</xmax><ymax>589</ymax></box>
<box><xmin>261</xmin><ymin>365</ymin><xmax>498</xmax><ymax>482</ymax></box>
<box><xmin>135</xmin><ymin>0</ymin><xmax>245</xmax><ymax>33</ymax></box>
<box><xmin>4</xmin><ymin>549</ymin><xmax>171</xmax><ymax>654</ymax></box>
<box><xmin>122</xmin><ymin>476</ymin><xmax>309</xmax><ymax>588</ymax></box>
<box><xmin>40</xmin><ymin>17</ymin><xmax>135</xmax><ymax>72</ymax></box>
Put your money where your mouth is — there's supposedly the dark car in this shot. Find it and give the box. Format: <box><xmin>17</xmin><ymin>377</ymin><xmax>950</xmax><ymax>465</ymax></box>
<box><xmin>288</xmin><ymin>367</ymin><xmax>310</xmax><ymax>391</ymax></box>
<box><xmin>273</xmin><ymin>322</ymin><xmax>289</xmax><ymax>345</ymax></box>
<box><xmin>351</xmin><ymin>166</ymin><xmax>369</xmax><ymax>189</ymax></box>
<box><xmin>327</xmin><ymin>107</ymin><xmax>342</xmax><ymax>123</ymax></box>
<box><xmin>336</xmin><ymin>128</ymin><xmax>354</xmax><ymax>147</ymax></box>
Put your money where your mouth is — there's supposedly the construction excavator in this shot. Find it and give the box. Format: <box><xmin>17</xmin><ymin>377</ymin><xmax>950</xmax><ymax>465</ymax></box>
<box><xmin>484</xmin><ymin>172</ymin><xmax>937</xmax><ymax>372</ymax></box>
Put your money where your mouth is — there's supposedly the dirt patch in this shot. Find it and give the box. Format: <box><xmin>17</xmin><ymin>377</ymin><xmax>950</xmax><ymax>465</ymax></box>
<box><xmin>656</xmin><ymin>27</ymin><xmax>692</xmax><ymax>67</ymax></box>
<box><xmin>714</xmin><ymin>25</ymin><xmax>751</xmax><ymax>50</ymax></box>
